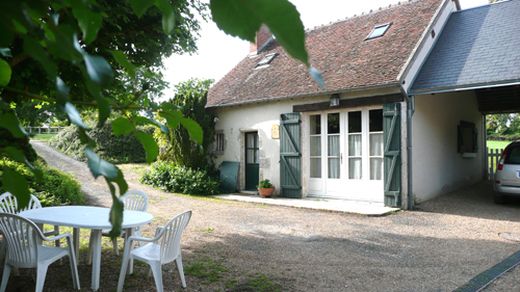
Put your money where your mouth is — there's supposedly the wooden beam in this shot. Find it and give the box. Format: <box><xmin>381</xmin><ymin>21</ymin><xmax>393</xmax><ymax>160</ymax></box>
<box><xmin>477</xmin><ymin>85</ymin><xmax>520</xmax><ymax>114</ymax></box>
<box><xmin>293</xmin><ymin>94</ymin><xmax>404</xmax><ymax>112</ymax></box>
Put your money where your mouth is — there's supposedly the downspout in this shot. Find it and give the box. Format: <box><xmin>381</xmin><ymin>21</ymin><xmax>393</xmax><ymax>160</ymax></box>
<box><xmin>406</xmin><ymin>95</ymin><xmax>415</xmax><ymax>209</ymax></box>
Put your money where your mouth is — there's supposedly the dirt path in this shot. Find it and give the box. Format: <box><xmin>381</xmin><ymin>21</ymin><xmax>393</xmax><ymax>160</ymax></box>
<box><xmin>26</xmin><ymin>141</ymin><xmax>520</xmax><ymax>291</ymax></box>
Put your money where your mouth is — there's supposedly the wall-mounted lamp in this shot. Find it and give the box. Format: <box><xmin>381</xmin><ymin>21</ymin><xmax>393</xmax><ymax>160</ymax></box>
<box><xmin>330</xmin><ymin>94</ymin><xmax>340</xmax><ymax>107</ymax></box>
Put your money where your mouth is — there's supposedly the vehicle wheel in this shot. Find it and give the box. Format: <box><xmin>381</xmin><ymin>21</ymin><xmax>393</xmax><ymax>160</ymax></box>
<box><xmin>494</xmin><ymin>192</ymin><xmax>506</xmax><ymax>204</ymax></box>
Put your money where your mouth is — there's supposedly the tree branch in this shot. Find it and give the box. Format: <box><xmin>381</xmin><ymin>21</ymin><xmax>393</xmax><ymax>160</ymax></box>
<box><xmin>4</xmin><ymin>87</ymin><xmax>141</xmax><ymax>110</ymax></box>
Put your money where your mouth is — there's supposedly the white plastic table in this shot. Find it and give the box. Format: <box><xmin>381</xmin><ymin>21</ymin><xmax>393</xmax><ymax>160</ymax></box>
<box><xmin>20</xmin><ymin>206</ymin><xmax>153</xmax><ymax>291</ymax></box>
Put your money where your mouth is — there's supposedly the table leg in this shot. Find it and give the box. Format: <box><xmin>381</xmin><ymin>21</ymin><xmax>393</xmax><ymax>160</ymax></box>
<box><xmin>124</xmin><ymin>228</ymin><xmax>134</xmax><ymax>275</ymax></box>
<box><xmin>91</xmin><ymin>229</ymin><xmax>102</xmax><ymax>291</ymax></box>
<box><xmin>73</xmin><ymin>228</ymin><xmax>80</xmax><ymax>262</ymax></box>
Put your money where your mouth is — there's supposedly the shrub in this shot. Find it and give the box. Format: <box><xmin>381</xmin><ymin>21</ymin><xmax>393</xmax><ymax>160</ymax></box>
<box><xmin>141</xmin><ymin>162</ymin><xmax>220</xmax><ymax>196</ymax></box>
<box><xmin>50</xmin><ymin>123</ymin><xmax>152</xmax><ymax>164</ymax></box>
<box><xmin>0</xmin><ymin>159</ymin><xmax>84</xmax><ymax>206</ymax></box>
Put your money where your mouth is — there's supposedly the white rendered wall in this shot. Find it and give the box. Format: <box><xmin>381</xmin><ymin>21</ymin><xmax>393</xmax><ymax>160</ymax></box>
<box><xmin>412</xmin><ymin>91</ymin><xmax>483</xmax><ymax>203</ymax></box>
<box><xmin>214</xmin><ymin>99</ymin><xmax>301</xmax><ymax>194</ymax></box>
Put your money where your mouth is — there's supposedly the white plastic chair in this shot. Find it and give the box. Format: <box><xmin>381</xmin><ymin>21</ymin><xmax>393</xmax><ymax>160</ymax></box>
<box><xmin>0</xmin><ymin>213</ymin><xmax>80</xmax><ymax>292</ymax></box>
<box><xmin>0</xmin><ymin>192</ymin><xmax>60</xmax><ymax>245</ymax></box>
<box><xmin>88</xmin><ymin>190</ymin><xmax>148</xmax><ymax>259</ymax></box>
<box><xmin>117</xmin><ymin>210</ymin><xmax>192</xmax><ymax>292</ymax></box>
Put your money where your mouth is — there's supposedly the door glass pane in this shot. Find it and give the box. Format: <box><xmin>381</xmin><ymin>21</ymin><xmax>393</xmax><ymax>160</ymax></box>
<box><xmin>327</xmin><ymin>113</ymin><xmax>339</xmax><ymax>134</ymax></box>
<box><xmin>370</xmin><ymin>158</ymin><xmax>383</xmax><ymax>180</ymax></box>
<box><xmin>348</xmin><ymin>134</ymin><xmax>362</xmax><ymax>156</ymax></box>
<box><xmin>328</xmin><ymin>135</ymin><xmax>340</xmax><ymax>156</ymax></box>
<box><xmin>327</xmin><ymin>114</ymin><xmax>340</xmax><ymax>179</ymax></box>
<box><xmin>348</xmin><ymin>158</ymin><xmax>362</xmax><ymax>179</ymax></box>
<box><xmin>310</xmin><ymin>115</ymin><xmax>321</xmax><ymax>135</ymax></box>
<box><xmin>247</xmin><ymin>150</ymin><xmax>255</xmax><ymax>164</ymax></box>
<box><xmin>328</xmin><ymin>158</ymin><xmax>340</xmax><ymax>179</ymax></box>
<box><xmin>310</xmin><ymin>136</ymin><xmax>321</xmax><ymax>156</ymax></box>
<box><xmin>247</xmin><ymin>134</ymin><xmax>255</xmax><ymax>148</ymax></box>
<box><xmin>369</xmin><ymin>133</ymin><xmax>383</xmax><ymax>156</ymax></box>
<box><xmin>311</xmin><ymin>158</ymin><xmax>321</xmax><ymax>178</ymax></box>
<box><xmin>369</xmin><ymin>109</ymin><xmax>383</xmax><ymax>132</ymax></box>
<box><xmin>348</xmin><ymin>111</ymin><xmax>361</xmax><ymax>133</ymax></box>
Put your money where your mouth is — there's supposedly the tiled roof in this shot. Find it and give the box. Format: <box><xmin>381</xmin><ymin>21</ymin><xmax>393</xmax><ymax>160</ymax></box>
<box><xmin>411</xmin><ymin>0</ymin><xmax>520</xmax><ymax>94</ymax></box>
<box><xmin>207</xmin><ymin>0</ymin><xmax>445</xmax><ymax>108</ymax></box>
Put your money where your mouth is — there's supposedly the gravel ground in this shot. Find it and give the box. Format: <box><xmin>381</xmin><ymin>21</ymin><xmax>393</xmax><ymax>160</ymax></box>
<box><xmin>10</xmin><ymin>141</ymin><xmax>520</xmax><ymax>291</ymax></box>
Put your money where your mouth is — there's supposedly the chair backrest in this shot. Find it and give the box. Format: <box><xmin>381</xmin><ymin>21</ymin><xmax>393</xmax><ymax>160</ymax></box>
<box><xmin>0</xmin><ymin>213</ymin><xmax>43</xmax><ymax>268</ymax></box>
<box><xmin>0</xmin><ymin>192</ymin><xmax>42</xmax><ymax>214</ymax></box>
<box><xmin>122</xmin><ymin>190</ymin><xmax>148</xmax><ymax>212</ymax></box>
<box><xmin>159</xmin><ymin>210</ymin><xmax>192</xmax><ymax>264</ymax></box>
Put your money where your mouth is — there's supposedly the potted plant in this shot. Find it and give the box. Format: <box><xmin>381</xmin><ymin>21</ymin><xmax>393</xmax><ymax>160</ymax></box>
<box><xmin>258</xmin><ymin>179</ymin><xmax>275</xmax><ymax>198</ymax></box>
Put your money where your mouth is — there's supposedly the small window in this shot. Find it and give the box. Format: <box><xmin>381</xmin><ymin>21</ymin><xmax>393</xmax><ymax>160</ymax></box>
<box><xmin>366</xmin><ymin>23</ymin><xmax>391</xmax><ymax>40</ymax></box>
<box><xmin>215</xmin><ymin>132</ymin><xmax>225</xmax><ymax>154</ymax></box>
<box><xmin>256</xmin><ymin>53</ymin><xmax>278</xmax><ymax>68</ymax></box>
<box><xmin>457</xmin><ymin>121</ymin><xmax>477</xmax><ymax>154</ymax></box>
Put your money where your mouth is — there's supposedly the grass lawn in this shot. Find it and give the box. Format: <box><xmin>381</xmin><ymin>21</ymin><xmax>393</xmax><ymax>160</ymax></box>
<box><xmin>487</xmin><ymin>140</ymin><xmax>511</xmax><ymax>149</ymax></box>
<box><xmin>31</xmin><ymin>133</ymin><xmax>56</xmax><ymax>141</ymax></box>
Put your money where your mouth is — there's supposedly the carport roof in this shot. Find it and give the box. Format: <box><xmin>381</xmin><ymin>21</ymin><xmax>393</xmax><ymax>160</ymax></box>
<box><xmin>410</xmin><ymin>0</ymin><xmax>520</xmax><ymax>95</ymax></box>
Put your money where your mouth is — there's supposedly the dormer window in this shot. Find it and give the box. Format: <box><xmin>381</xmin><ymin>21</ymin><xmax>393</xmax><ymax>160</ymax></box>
<box><xmin>255</xmin><ymin>53</ymin><xmax>278</xmax><ymax>68</ymax></box>
<box><xmin>366</xmin><ymin>23</ymin><xmax>391</xmax><ymax>40</ymax></box>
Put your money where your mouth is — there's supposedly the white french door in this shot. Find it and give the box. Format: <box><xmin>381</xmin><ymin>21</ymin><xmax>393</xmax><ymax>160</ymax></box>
<box><xmin>308</xmin><ymin>107</ymin><xmax>384</xmax><ymax>202</ymax></box>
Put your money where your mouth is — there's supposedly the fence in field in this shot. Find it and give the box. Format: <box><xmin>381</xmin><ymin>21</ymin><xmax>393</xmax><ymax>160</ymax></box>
<box><xmin>487</xmin><ymin>147</ymin><xmax>504</xmax><ymax>180</ymax></box>
<box><xmin>25</xmin><ymin>126</ymin><xmax>64</xmax><ymax>134</ymax></box>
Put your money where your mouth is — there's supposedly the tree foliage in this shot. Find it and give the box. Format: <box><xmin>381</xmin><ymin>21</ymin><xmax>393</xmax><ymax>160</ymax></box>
<box><xmin>0</xmin><ymin>0</ymin><xmax>319</xmax><ymax>235</ymax></box>
<box><xmin>158</xmin><ymin>79</ymin><xmax>215</xmax><ymax>170</ymax></box>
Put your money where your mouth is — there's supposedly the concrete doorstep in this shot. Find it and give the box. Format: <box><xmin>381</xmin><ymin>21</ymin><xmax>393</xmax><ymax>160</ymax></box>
<box><xmin>215</xmin><ymin>193</ymin><xmax>400</xmax><ymax>216</ymax></box>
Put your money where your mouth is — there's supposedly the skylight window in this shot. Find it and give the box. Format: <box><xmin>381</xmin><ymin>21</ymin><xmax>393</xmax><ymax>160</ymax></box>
<box><xmin>366</xmin><ymin>23</ymin><xmax>391</xmax><ymax>40</ymax></box>
<box><xmin>256</xmin><ymin>53</ymin><xmax>278</xmax><ymax>68</ymax></box>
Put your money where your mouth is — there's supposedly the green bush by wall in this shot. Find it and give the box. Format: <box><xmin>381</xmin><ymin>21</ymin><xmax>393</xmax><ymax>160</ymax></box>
<box><xmin>49</xmin><ymin>123</ymin><xmax>152</xmax><ymax>164</ymax></box>
<box><xmin>0</xmin><ymin>159</ymin><xmax>85</xmax><ymax>206</ymax></box>
<box><xmin>141</xmin><ymin>162</ymin><xmax>220</xmax><ymax>196</ymax></box>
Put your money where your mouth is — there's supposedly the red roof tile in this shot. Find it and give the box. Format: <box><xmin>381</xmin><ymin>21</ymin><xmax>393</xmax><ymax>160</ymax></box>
<box><xmin>207</xmin><ymin>0</ymin><xmax>445</xmax><ymax>107</ymax></box>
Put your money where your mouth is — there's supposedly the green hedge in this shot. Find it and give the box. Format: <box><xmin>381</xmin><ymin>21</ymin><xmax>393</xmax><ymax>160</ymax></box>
<box><xmin>49</xmin><ymin>123</ymin><xmax>151</xmax><ymax>164</ymax></box>
<box><xmin>141</xmin><ymin>162</ymin><xmax>220</xmax><ymax>196</ymax></box>
<box><xmin>0</xmin><ymin>159</ymin><xmax>84</xmax><ymax>206</ymax></box>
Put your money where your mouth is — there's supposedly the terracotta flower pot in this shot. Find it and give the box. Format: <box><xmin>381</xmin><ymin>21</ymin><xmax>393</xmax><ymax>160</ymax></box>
<box><xmin>258</xmin><ymin>187</ymin><xmax>275</xmax><ymax>198</ymax></box>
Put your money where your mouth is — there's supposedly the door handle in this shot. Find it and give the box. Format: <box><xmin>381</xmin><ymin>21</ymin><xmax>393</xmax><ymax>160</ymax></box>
<box><xmin>340</xmin><ymin>153</ymin><xmax>343</xmax><ymax>164</ymax></box>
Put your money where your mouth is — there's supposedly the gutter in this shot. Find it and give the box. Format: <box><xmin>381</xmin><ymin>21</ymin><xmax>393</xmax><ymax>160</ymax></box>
<box><xmin>206</xmin><ymin>82</ymin><xmax>401</xmax><ymax>109</ymax></box>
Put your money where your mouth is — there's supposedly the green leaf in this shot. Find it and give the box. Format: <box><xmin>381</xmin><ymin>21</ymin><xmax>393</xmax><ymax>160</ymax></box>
<box><xmin>309</xmin><ymin>67</ymin><xmax>325</xmax><ymax>89</ymax></box>
<box><xmin>0</xmin><ymin>112</ymin><xmax>27</xmax><ymax>138</ymax></box>
<box><xmin>210</xmin><ymin>0</ymin><xmax>308</xmax><ymax>66</ymax></box>
<box><xmin>95</xmin><ymin>96</ymin><xmax>111</xmax><ymax>127</ymax></box>
<box><xmin>83</xmin><ymin>54</ymin><xmax>113</xmax><ymax>86</ymax></box>
<box><xmin>72</xmin><ymin>4</ymin><xmax>103</xmax><ymax>44</ymax></box>
<box><xmin>134</xmin><ymin>130</ymin><xmax>159</xmax><ymax>162</ymax></box>
<box><xmin>56</xmin><ymin>77</ymin><xmax>70</xmax><ymax>103</ymax></box>
<box><xmin>1</xmin><ymin>168</ymin><xmax>31</xmax><ymax>210</ymax></box>
<box><xmin>112</xmin><ymin>117</ymin><xmax>134</xmax><ymax>136</ymax></box>
<box><xmin>1</xmin><ymin>146</ymin><xmax>26</xmax><ymax>164</ymax></box>
<box><xmin>159</xmin><ymin>109</ymin><xmax>183</xmax><ymax>130</ymax></box>
<box><xmin>85</xmin><ymin>148</ymin><xmax>118</xmax><ymax>179</ymax></box>
<box><xmin>155</xmin><ymin>0</ymin><xmax>176</xmax><ymax>34</ymax></box>
<box><xmin>0</xmin><ymin>59</ymin><xmax>11</xmax><ymax>87</ymax></box>
<box><xmin>0</xmin><ymin>48</ymin><xmax>12</xmax><ymax>58</ymax></box>
<box><xmin>110</xmin><ymin>50</ymin><xmax>136</xmax><ymax>78</ymax></box>
<box><xmin>64</xmin><ymin>102</ymin><xmax>88</xmax><ymax>129</ymax></box>
<box><xmin>107</xmin><ymin>180</ymin><xmax>124</xmax><ymax>237</ymax></box>
<box><xmin>133</xmin><ymin>116</ymin><xmax>169</xmax><ymax>134</ymax></box>
<box><xmin>129</xmin><ymin>0</ymin><xmax>154</xmax><ymax>17</ymax></box>
<box><xmin>23</xmin><ymin>37</ymin><xmax>57</xmax><ymax>79</ymax></box>
<box><xmin>180</xmin><ymin>117</ymin><xmax>203</xmax><ymax>144</ymax></box>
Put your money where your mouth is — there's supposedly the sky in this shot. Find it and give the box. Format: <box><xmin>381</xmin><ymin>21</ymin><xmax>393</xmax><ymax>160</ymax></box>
<box><xmin>162</xmin><ymin>0</ymin><xmax>490</xmax><ymax>92</ymax></box>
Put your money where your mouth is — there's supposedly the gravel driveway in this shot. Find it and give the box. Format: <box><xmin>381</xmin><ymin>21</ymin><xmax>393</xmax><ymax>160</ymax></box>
<box><xmin>15</xmin><ymin>141</ymin><xmax>520</xmax><ymax>291</ymax></box>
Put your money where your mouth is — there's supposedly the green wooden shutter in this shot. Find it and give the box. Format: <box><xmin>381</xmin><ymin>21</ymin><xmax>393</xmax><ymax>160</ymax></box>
<box><xmin>383</xmin><ymin>103</ymin><xmax>401</xmax><ymax>207</ymax></box>
<box><xmin>280</xmin><ymin>113</ymin><xmax>302</xmax><ymax>198</ymax></box>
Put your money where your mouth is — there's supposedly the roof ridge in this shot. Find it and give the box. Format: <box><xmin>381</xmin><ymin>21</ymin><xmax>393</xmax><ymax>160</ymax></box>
<box><xmin>305</xmin><ymin>0</ymin><xmax>419</xmax><ymax>33</ymax></box>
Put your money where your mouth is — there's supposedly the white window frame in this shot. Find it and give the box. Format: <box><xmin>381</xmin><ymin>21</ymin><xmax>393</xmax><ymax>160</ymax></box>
<box><xmin>366</xmin><ymin>23</ymin><xmax>392</xmax><ymax>40</ymax></box>
<box><xmin>215</xmin><ymin>131</ymin><xmax>225</xmax><ymax>154</ymax></box>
